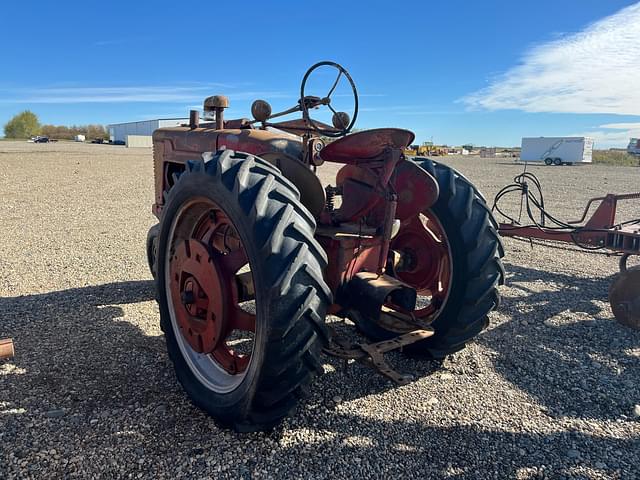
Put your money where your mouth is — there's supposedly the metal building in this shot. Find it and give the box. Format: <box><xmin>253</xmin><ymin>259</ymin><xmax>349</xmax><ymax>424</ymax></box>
<box><xmin>107</xmin><ymin>118</ymin><xmax>188</xmax><ymax>146</ymax></box>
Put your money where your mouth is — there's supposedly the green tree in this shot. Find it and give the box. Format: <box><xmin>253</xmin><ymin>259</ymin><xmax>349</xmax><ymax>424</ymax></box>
<box><xmin>4</xmin><ymin>111</ymin><xmax>41</xmax><ymax>138</ymax></box>
<box><xmin>40</xmin><ymin>123</ymin><xmax>109</xmax><ymax>141</ymax></box>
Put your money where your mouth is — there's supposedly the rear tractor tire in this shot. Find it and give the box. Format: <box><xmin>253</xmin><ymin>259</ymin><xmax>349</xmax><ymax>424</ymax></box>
<box><xmin>544</xmin><ymin>158</ymin><xmax>553</xmax><ymax>166</ymax></box>
<box><xmin>155</xmin><ymin>150</ymin><xmax>331</xmax><ymax>431</ymax></box>
<box><xmin>354</xmin><ymin>158</ymin><xmax>505</xmax><ymax>359</ymax></box>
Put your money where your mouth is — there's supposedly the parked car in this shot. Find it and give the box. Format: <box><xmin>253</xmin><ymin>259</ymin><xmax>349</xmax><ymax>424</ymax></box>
<box><xmin>33</xmin><ymin>136</ymin><xmax>50</xmax><ymax>143</ymax></box>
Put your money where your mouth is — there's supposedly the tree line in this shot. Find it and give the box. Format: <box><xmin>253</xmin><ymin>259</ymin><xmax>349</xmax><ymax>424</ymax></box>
<box><xmin>3</xmin><ymin>110</ymin><xmax>109</xmax><ymax>140</ymax></box>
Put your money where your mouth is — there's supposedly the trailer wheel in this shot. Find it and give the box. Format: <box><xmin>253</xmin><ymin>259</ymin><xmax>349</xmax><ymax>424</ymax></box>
<box><xmin>544</xmin><ymin>158</ymin><xmax>553</xmax><ymax>166</ymax></box>
<box><xmin>155</xmin><ymin>150</ymin><xmax>331</xmax><ymax>431</ymax></box>
<box><xmin>354</xmin><ymin>158</ymin><xmax>505</xmax><ymax>359</ymax></box>
<box><xmin>553</xmin><ymin>158</ymin><xmax>562</xmax><ymax>166</ymax></box>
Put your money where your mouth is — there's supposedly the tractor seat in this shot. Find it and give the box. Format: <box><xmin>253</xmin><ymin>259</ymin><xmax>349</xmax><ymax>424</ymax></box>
<box><xmin>319</xmin><ymin>128</ymin><xmax>415</xmax><ymax>164</ymax></box>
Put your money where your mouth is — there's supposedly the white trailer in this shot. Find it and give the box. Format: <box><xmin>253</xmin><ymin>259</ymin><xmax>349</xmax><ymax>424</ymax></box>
<box><xmin>520</xmin><ymin>137</ymin><xmax>593</xmax><ymax>165</ymax></box>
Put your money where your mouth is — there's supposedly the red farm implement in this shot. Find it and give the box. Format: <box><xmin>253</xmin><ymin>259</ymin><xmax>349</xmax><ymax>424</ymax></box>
<box><xmin>495</xmin><ymin>172</ymin><xmax>640</xmax><ymax>330</ymax></box>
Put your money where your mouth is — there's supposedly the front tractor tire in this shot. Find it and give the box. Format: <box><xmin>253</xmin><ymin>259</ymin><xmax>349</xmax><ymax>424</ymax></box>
<box><xmin>356</xmin><ymin>158</ymin><xmax>505</xmax><ymax>359</ymax></box>
<box><xmin>146</xmin><ymin>223</ymin><xmax>159</xmax><ymax>278</ymax></box>
<box><xmin>155</xmin><ymin>150</ymin><xmax>331</xmax><ymax>431</ymax></box>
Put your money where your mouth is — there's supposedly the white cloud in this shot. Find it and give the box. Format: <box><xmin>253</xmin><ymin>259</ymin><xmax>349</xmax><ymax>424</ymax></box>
<box><xmin>0</xmin><ymin>84</ymin><xmax>378</xmax><ymax>105</ymax></box>
<box><xmin>598</xmin><ymin>122</ymin><xmax>640</xmax><ymax>131</ymax></box>
<box><xmin>462</xmin><ymin>2</ymin><xmax>640</xmax><ymax>115</ymax></box>
<box><xmin>0</xmin><ymin>85</ymin><xmax>294</xmax><ymax>104</ymax></box>
<box><xmin>0</xmin><ymin>85</ymin><xmax>225</xmax><ymax>104</ymax></box>
<box><xmin>572</xmin><ymin>122</ymin><xmax>640</xmax><ymax>148</ymax></box>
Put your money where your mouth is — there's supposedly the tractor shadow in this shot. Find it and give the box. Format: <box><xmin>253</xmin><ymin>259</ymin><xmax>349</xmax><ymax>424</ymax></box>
<box><xmin>1</xmin><ymin>269</ymin><xmax>636</xmax><ymax>429</ymax></box>
<box><xmin>0</xmin><ymin>281</ymin><xmax>174</xmax><ymax>416</ymax></box>
<box><xmin>479</xmin><ymin>261</ymin><xmax>640</xmax><ymax>421</ymax></box>
<box><xmin>0</xmin><ymin>280</ymin><xmax>637</xmax><ymax>477</ymax></box>
<box><xmin>318</xmin><ymin>319</ymin><xmax>444</xmax><ymax>400</ymax></box>
<box><xmin>272</xmin><ymin>411</ymin><xmax>637</xmax><ymax>478</ymax></box>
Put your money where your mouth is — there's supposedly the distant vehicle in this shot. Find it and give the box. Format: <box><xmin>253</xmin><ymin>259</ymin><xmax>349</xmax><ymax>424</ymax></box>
<box><xmin>74</xmin><ymin>134</ymin><xmax>86</xmax><ymax>142</ymax></box>
<box><xmin>112</xmin><ymin>140</ymin><xmax>126</xmax><ymax>146</ymax></box>
<box><xmin>404</xmin><ymin>143</ymin><xmax>448</xmax><ymax>156</ymax></box>
<box><xmin>33</xmin><ymin>136</ymin><xmax>50</xmax><ymax>143</ymax></box>
<box><xmin>520</xmin><ymin>137</ymin><xmax>593</xmax><ymax>165</ymax></box>
<box><xmin>91</xmin><ymin>138</ymin><xmax>106</xmax><ymax>144</ymax></box>
<box><xmin>628</xmin><ymin>138</ymin><xmax>640</xmax><ymax>156</ymax></box>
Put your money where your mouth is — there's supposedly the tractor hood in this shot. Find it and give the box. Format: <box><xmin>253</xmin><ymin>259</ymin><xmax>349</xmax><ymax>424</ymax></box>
<box><xmin>153</xmin><ymin>126</ymin><xmax>304</xmax><ymax>162</ymax></box>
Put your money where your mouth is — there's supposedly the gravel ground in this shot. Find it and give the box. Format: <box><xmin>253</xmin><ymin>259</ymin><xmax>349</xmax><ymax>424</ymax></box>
<box><xmin>0</xmin><ymin>141</ymin><xmax>639</xmax><ymax>479</ymax></box>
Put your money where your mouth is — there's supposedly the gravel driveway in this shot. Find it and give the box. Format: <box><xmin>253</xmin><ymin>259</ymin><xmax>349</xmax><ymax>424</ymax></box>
<box><xmin>1</xmin><ymin>141</ymin><xmax>638</xmax><ymax>479</ymax></box>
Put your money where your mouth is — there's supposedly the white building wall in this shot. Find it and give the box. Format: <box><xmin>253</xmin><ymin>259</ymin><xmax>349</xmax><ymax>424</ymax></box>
<box><xmin>158</xmin><ymin>119</ymin><xmax>188</xmax><ymax>129</ymax></box>
<box><xmin>126</xmin><ymin>135</ymin><xmax>154</xmax><ymax>148</ymax></box>
<box><xmin>108</xmin><ymin>119</ymin><xmax>188</xmax><ymax>143</ymax></box>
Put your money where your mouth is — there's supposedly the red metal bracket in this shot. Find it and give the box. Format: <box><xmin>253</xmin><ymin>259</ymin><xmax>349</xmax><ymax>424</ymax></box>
<box><xmin>499</xmin><ymin>193</ymin><xmax>640</xmax><ymax>254</ymax></box>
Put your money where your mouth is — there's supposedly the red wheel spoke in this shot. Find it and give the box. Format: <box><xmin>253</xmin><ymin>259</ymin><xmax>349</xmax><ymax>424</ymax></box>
<box><xmin>390</xmin><ymin>212</ymin><xmax>452</xmax><ymax>320</ymax></box>
<box><xmin>216</xmin><ymin>248</ymin><xmax>248</xmax><ymax>275</ymax></box>
<box><xmin>435</xmin><ymin>256</ymin><xmax>448</xmax><ymax>293</ymax></box>
<box><xmin>212</xmin><ymin>344</ymin><xmax>250</xmax><ymax>375</ymax></box>
<box><xmin>228</xmin><ymin>306</ymin><xmax>256</xmax><ymax>332</ymax></box>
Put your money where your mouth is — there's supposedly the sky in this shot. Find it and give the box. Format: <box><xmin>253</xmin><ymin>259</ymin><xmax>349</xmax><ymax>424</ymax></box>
<box><xmin>1</xmin><ymin>0</ymin><xmax>639</xmax><ymax>148</ymax></box>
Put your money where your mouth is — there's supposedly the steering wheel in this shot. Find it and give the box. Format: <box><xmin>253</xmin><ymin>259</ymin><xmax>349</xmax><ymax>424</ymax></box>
<box><xmin>300</xmin><ymin>61</ymin><xmax>358</xmax><ymax>138</ymax></box>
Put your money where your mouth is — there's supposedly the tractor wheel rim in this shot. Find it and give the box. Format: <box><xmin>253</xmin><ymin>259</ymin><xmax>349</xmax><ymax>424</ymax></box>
<box><xmin>165</xmin><ymin>197</ymin><xmax>256</xmax><ymax>393</ymax></box>
<box><xmin>390</xmin><ymin>211</ymin><xmax>453</xmax><ymax>321</ymax></box>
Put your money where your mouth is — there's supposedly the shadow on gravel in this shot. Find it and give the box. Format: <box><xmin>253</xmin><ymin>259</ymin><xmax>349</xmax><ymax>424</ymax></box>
<box><xmin>277</xmin><ymin>411</ymin><xmax>635</xmax><ymax>477</ymax></box>
<box><xmin>482</xmin><ymin>262</ymin><xmax>639</xmax><ymax>421</ymax></box>
<box><xmin>1</xmin><ymin>280</ymin><xmax>637</xmax><ymax>478</ymax></box>
<box><xmin>0</xmin><ymin>281</ymin><xmax>171</xmax><ymax>413</ymax></box>
<box><xmin>0</xmin><ymin>280</ymin><xmax>438</xmax><ymax>416</ymax></box>
<box><xmin>319</xmin><ymin>319</ymin><xmax>445</xmax><ymax>400</ymax></box>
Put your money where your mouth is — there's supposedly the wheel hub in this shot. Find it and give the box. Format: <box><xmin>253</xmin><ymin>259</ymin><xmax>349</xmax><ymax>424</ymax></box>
<box><xmin>170</xmin><ymin>239</ymin><xmax>224</xmax><ymax>354</ymax></box>
<box><xmin>389</xmin><ymin>213</ymin><xmax>452</xmax><ymax>319</ymax></box>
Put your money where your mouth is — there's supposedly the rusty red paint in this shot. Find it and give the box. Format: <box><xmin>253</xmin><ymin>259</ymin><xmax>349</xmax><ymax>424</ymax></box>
<box><xmin>315</xmin><ymin>228</ymin><xmax>383</xmax><ymax>295</ymax></box>
<box><xmin>335</xmin><ymin>160</ymin><xmax>439</xmax><ymax>225</ymax></box>
<box><xmin>170</xmin><ymin>239</ymin><xmax>225</xmax><ymax>354</ymax></box>
<box><xmin>499</xmin><ymin>192</ymin><xmax>640</xmax><ymax>254</ymax></box>
<box><xmin>391</xmin><ymin>213</ymin><xmax>452</xmax><ymax>318</ymax></box>
<box><xmin>153</xmin><ymin>91</ymin><xmax>450</xmax><ymax>336</ymax></box>
<box><xmin>320</xmin><ymin>128</ymin><xmax>415</xmax><ymax>164</ymax></box>
<box><xmin>168</xmin><ymin>200</ymin><xmax>255</xmax><ymax>375</ymax></box>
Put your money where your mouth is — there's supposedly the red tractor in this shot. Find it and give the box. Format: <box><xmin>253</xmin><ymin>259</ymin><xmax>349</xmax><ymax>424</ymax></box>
<box><xmin>147</xmin><ymin>62</ymin><xmax>504</xmax><ymax>431</ymax></box>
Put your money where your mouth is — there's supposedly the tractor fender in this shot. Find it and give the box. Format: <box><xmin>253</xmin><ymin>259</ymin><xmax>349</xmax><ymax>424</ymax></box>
<box><xmin>393</xmin><ymin>160</ymin><xmax>439</xmax><ymax>220</ymax></box>
<box><xmin>258</xmin><ymin>152</ymin><xmax>325</xmax><ymax>219</ymax></box>
<box><xmin>336</xmin><ymin>160</ymin><xmax>439</xmax><ymax>223</ymax></box>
